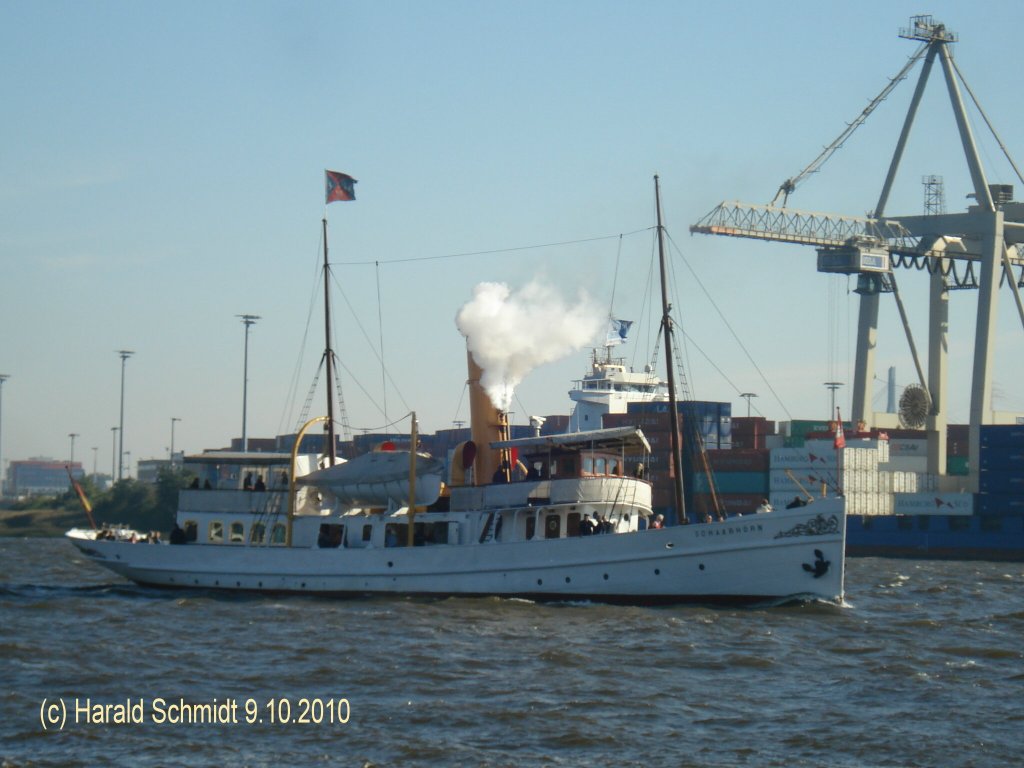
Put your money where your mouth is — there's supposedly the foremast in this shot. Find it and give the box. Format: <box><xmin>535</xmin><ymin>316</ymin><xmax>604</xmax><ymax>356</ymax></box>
<box><xmin>321</xmin><ymin>218</ymin><xmax>338</xmax><ymax>465</ymax></box>
<box><xmin>654</xmin><ymin>175</ymin><xmax>687</xmax><ymax>524</ymax></box>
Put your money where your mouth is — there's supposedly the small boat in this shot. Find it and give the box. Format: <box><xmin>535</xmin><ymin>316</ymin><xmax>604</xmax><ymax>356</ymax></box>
<box><xmin>67</xmin><ymin>176</ymin><xmax>846</xmax><ymax>604</ymax></box>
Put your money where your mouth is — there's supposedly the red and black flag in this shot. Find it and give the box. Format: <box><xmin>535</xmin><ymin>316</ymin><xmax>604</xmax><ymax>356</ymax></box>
<box><xmin>325</xmin><ymin>170</ymin><xmax>357</xmax><ymax>203</ymax></box>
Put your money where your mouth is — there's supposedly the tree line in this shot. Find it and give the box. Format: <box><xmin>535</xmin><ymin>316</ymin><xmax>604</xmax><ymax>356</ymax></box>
<box><xmin>10</xmin><ymin>466</ymin><xmax>194</xmax><ymax>533</ymax></box>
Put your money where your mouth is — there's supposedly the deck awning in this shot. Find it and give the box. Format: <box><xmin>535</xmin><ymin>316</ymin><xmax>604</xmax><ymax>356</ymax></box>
<box><xmin>490</xmin><ymin>426</ymin><xmax>650</xmax><ymax>454</ymax></box>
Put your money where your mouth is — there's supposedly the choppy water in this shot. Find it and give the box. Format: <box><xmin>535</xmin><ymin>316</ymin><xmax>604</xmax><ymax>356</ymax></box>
<box><xmin>1</xmin><ymin>538</ymin><xmax>1022</xmax><ymax>767</ymax></box>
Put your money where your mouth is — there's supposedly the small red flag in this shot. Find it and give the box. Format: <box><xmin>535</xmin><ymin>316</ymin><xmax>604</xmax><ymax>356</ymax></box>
<box><xmin>325</xmin><ymin>170</ymin><xmax>357</xmax><ymax>203</ymax></box>
<box><xmin>833</xmin><ymin>408</ymin><xmax>846</xmax><ymax>450</ymax></box>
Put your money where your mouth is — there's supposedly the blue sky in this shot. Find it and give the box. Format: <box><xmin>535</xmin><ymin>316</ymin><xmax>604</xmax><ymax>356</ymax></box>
<box><xmin>3</xmin><ymin>1</ymin><xmax>1023</xmax><ymax>474</ymax></box>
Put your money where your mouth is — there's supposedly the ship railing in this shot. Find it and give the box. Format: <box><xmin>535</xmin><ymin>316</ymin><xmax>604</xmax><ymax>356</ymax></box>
<box><xmin>449</xmin><ymin>476</ymin><xmax>652</xmax><ymax>512</ymax></box>
<box><xmin>179</xmin><ymin>488</ymin><xmax>288</xmax><ymax>514</ymax></box>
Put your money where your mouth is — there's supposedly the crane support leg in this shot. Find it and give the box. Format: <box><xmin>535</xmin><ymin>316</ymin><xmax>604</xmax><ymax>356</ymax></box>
<box><xmin>851</xmin><ymin>290</ymin><xmax>879</xmax><ymax>428</ymax></box>
<box><xmin>968</xmin><ymin>212</ymin><xmax>1004</xmax><ymax>492</ymax></box>
<box><xmin>926</xmin><ymin>264</ymin><xmax>948</xmax><ymax>475</ymax></box>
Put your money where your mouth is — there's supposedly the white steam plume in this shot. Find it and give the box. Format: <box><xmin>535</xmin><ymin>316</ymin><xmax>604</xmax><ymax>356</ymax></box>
<box><xmin>456</xmin><ymin>280</ymin><xmax>606</xmax><ymax>411</ymax></box>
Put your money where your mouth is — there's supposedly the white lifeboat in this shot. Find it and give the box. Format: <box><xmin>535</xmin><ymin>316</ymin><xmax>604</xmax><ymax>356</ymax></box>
<box><xmin>299</xmin><ymin>451</ymin><xmax>444</xmax><ymax>507</ymax></box>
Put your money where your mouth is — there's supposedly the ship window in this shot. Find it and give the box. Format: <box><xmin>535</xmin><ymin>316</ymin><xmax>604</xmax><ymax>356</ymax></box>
<box><xmin>427</xmin><ymin>522</ymin><xmax>450</xmax><ymax>545</ymax></box>
<box><xmin>608</xmin><ymin>458</ymin><xmax>619</xmax><ymax>476</ymax></box>
<box><xmin>583</xmin><ymin>457</ymin><xmax>594</xmax><ymax>474</ymax></box>
<box><xmin>229</xmin><ymin>522</ymin><xmax>245</xmax><ymax>543</ymax></box>
<box><xmin>567</xmin><ymin>512</ymin><xmax>581</xmax><ymax>536</ymax></box>
<box><xmin>477</xmin><ymin>514</ymin><xmax>494</xmax><ymax>544</ymax></box>
<box><xmin>270</xmin><ymin>524</ymin><xmax>286</xmax><ymax>545</ymax></box>
<box><xmin>362</xmin><ymin>524</ymin><xmax>372</xmax><ymax>542</ymax></box>
<box><xmin>525</xmin><ymin>515</ymin><xmax>536</xmax><ymax>540</ymax></box>
<box><xmin>208</xmin><ymin>521</ymin><xmax>223</xmax><ymax>543</ymax></box>
<box><xmin>545</xmin><ymin>514</ymin><xmax>561</xmax><ymax>539</ymax></box>
<box><xmin>917</xmin><ymin>516</ymin><xmax>930</xmax><ymax>531</ymax></box>
<box><xmin>318</xmin><ymin>524</ymin><xmax>343</xmax><ymax>548</ymax></box>
<box><xmin>250</xmin><ymin>523</ymin><xmax>266</xmax><ymax>544</ymax></box>
<box><xmin>385</xmin><ymin>523</ymin><xmax>406</xmax><ymax>547</ymax></box>
<box><xmin>896</xmin><ymin>516</ymin><xmax>913</xmax><ymax>531</ymax></box>
<box><xmin>595</xmin><ymin>458</ymin><xmax>606</xmax><ymax>475</ymax></box>
<box><xmin>184</xmin><ymin>521</ymin><xmax>198</xmax><ymax>542</ymax></box>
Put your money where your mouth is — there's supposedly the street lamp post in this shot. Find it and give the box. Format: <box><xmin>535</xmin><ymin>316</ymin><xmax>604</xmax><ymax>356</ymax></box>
<box><xmin>68</xmin><ymin>432</ymin><xmax>79</xmax><ymax>465</ymax></box>
<box><xmin>116</xmin><ymin>350</ymin><xmax>134</xmax><ymax>481</ymax></box>
<box><xmin>237</xmin><ymin>315</ymin><xmax>260</xmax><ymax>453</ymax></box>
<box><xmin>824</xmin><ymin>382</ymin><xmax>844</xmax><ymax>420</ymax></box>
<box><xmin>0</xmin><ymin>374</ymin><xmax>8</xmax><ymax>497</ymax></box>
<box><xmin>91</xmin><ymin>446</ymin><xmax>98</xmax><ymax>478</ymax></box>
<box><xmin>123</xmin><ymin>451</ymin><xmax>131</xmax><ymax>480</ymax></box>
<box><xmin>170</xmin><ymin>417</ymin><xmax>181</xmax><ymax>461</ymax></box>
<box><xmin>111</xmin><ymin>426</ymin><xmax>118</xmax><ymax>482</ymax></box>
<box><xmin>739</xmin><ymin>392</ymin><xmax>758</xmax><ymax>418</ymax></box>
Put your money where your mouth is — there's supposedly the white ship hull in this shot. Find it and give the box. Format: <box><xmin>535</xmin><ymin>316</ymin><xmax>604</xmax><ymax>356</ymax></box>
<box><xmin>66</xmin><ymin>503</ymin><xmax>844</xmax><ymax>604</ymax></box>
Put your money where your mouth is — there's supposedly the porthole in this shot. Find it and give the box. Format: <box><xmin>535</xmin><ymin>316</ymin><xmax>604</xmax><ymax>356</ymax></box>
<box><xmin>654</xmin><ymin>568</ymin><xmax>661</xmax><ymax>576</ymax></box>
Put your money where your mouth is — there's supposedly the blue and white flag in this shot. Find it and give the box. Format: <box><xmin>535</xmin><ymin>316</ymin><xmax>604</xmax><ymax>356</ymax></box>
<box><xmin>606</xmin><ymin>318</ymin><xmax>633</xmax><ymax>346</ymax></box>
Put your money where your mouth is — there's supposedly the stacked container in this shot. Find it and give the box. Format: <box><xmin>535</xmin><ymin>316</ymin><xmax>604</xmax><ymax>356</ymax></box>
<box><xmin>976</xmin><ymin>425</ymin><xmax>1024</xmax><ymax>515</ymax></box>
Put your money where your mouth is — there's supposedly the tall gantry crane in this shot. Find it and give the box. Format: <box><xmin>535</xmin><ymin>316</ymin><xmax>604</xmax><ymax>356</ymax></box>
<box><xmin>690</xmin><ymin>15</ymin><xmax>1024</xmax><ymax>492</ymax></box>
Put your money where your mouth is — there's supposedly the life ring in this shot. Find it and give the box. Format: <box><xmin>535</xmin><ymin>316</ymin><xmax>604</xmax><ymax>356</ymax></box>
<box><xmin>546</xmin><ymin>517</ymin><xmax>559</xmax><ymax>534</ymax></box>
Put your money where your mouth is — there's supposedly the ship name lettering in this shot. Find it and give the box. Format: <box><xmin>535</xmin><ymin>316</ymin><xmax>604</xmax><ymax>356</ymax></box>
<box><xmin>696</xmin><ymin>523</ymin><xmax>763</xmax><ymax>538</ymax></box>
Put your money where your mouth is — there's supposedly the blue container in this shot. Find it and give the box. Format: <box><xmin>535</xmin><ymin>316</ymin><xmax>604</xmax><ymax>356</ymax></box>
<box><xmin>689</xmin><ymin>471</ymin><xmax>768</xmax><ymax>494</ymax></box>
<box><xmin>978</xmin><ymin>469</ymin><xmax>1024</xmax><ymax>495</ymax></box>
<box><xmin>979</xmin><ymin>425</ymin><xmax>1024</xmax><ymax>448</ymax></box>
<box><xmin>974</xmin><ymin>493</ymin><xmax>1024</xmax><ymax>516</ymax></box>
<box><xmin>978</xmin><ymin>450</ymin><xmax>1024</xmax><ymax>472</ymax></box>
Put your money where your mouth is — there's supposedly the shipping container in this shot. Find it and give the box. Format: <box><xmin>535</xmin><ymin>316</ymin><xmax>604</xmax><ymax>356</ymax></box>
<box><xmin>705</xmin><ymin>449</ymin><xmax>769</xmax><ymax>472</ymax></box>
<box><xmin>769</xmin><ymin>447</ymin><xmax>832</xmax><ymax>470</ymax></box>
<box><xmin>888</xmin><ymin>439</ymin><xmax>928</xmax><ymax>457</ymax></box>
<box><xmin>979</xmin><ymin>424</ymin><xmax>1024</xmax><ymax>447</ymax></box>
<box><xmin>690</xmin><ymin>492</ymin><xmax>765</xmax><ymax>517</ymax></box>
<box><xmin>840</xmin><ymin>491</ymin><xmax>895</xmax><ymax>516</ymax></box>
<box><xmin>946</xmin><ymin>456</ymin><xmax>969</xmax><ymax>476</ymax></box>
<box><xmin>689</xmin><ymin>471</ymin><xmax>768</xmax><ymax>494</ymax></box>
<box><xmin>882</xmin><ymin>456</ymin><xmax>929</xmax><ymax>473</ymax></box>
<box><xmin>974</xmin><ymin>493</ymin><xmax>1024</xmax><ymax>516</ymax></box>
<box><xmin>978</xmin><ymin>470</ymin><xmax>1024</xmax><ymax>495</ymax></box>
<box><xmin>892</xmin><ymin>492</ymin><xmax>973</xmax><ymax>516</ymax></box>
<box><xmin>978</xmin><ymin>450</ymin><xmax>1024</xmax><ymax>472</ymax></box>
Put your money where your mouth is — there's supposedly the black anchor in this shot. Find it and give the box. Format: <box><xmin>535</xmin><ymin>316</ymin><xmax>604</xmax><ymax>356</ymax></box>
<box><xmin>802</xmin><ymin>549</ymin><xmax>830</xmax><ymax>579</ymax></box>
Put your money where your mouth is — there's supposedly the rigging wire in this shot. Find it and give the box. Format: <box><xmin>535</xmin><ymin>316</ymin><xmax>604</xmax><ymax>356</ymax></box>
<box><xmin>375</xmin><ymin>261</ymin><xmax>388</xmax><ymax>426</ymax></box>
<box><xmin>326</xmin><ymin>266</ymin><xmax>411</xmax><ymax>414</ymax></box>
<box><xmin>664</xmin><ymin>231</ymin><xmax>794</xmax><ymax>421</ymax></box>
<box><xmin>333</xmin><ymin>229</ymin><xmax>654</xmax><ymax>266</ymax></box>
<box><xmin>608</xmin><ymin>234</ymin><xmax>623</xmax><ymax>318</ymax></box>
<box><xmin>950</xmin><ymin>56</ymin><xmax>1024</xmax><ymax>188</ymax></box>
<box><xmin>770</xmin><ymin>42</ymin><xmax>929</xmax><ymax>206</ymax></box>
<box><xmin>278</xmin><ymin>229</ymin><xmax>332</xmax><ymax>439</ymax></box>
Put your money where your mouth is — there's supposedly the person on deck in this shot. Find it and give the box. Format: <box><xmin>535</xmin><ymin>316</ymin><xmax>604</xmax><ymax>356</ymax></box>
<box><xmin>757</xmin><ymin>498</ymin><xmax>773</xmax><ymax>514</ymax></box>
<box><xmin>650</xmin><ymin>514</ymin><xmax>664</xmax><ymax>530</ymax></box>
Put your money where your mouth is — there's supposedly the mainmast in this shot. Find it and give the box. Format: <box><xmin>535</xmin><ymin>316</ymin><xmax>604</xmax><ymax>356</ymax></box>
<box><xmin>654</xmin><ymin>175</ymin><xmax>686</xmax><ymax>524</ymax></box>
<box><xmin>322</xmin><ymin>217</ymin><xmax>337</xmax><ymax>465</ymax></box>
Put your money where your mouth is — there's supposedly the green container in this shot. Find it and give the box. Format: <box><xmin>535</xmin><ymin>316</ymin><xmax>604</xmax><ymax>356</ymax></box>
<box><xmin>946</xmin><ymin>455</ymin><xmax>969</xmax><ymax>476</ymax></box>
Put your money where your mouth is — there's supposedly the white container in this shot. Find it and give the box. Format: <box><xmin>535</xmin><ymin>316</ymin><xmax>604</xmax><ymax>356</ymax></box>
<box><xmin>892</xmin><ymin>492</ymin><xmax>973</xmax><ymax>515</ymax></box>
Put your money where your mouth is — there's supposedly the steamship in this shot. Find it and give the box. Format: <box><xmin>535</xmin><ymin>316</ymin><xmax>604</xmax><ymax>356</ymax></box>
<box><xmin>66</xmin><ymin>177</ymin><xmax>846</xmax><ymax>604</ymax></box>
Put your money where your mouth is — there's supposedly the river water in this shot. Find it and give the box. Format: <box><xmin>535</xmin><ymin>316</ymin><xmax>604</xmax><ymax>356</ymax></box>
<box><xmin>1</xmin><ymin>538</ymin><xmax>1021</xmax><ymax>767</ymax></box>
